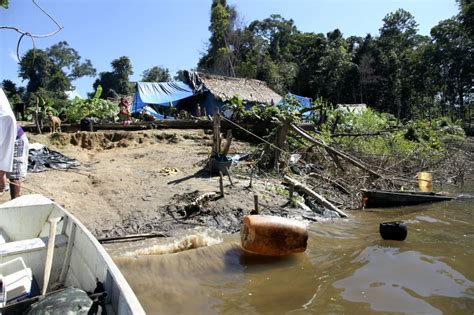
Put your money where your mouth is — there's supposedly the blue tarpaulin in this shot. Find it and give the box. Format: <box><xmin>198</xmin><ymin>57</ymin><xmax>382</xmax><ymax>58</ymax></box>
<box><xmin>281</xmin><ymin>93</ymin><xmax>312</xmax><ymax>118</ymax></box>
<box><xmin>287</xmin><ymin>93</ymin><xmax>311</xmax><ymax>109</ymax></box>
<box><xmin>132</xmin><ymin>81</ymin><xmax>196</xmax><ymax>113</ymax></box>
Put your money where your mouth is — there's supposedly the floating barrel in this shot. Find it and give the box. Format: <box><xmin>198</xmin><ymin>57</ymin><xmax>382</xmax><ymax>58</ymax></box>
<box><xmin>240</xmin><ymin>215</ymin><xmax>308</xmax><ymax>256</ymax></box>
<box><xmin>379</xmin><ymin>221</ymin><xmax>407</xmax><ymax>241</ymax></box>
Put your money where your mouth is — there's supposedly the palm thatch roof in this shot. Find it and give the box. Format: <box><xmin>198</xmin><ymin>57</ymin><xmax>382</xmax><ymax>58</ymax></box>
<box><xmin>197</xmin><ymin>73</ymin><xmax>282</xmax><ymax>104</ymax></box>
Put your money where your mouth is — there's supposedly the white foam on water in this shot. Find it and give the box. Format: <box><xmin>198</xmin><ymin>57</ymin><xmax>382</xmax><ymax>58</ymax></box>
<box><xmin>125</xmin><ymin>228</ymin><xmax>223</xmax><ymax>256</ymax></box>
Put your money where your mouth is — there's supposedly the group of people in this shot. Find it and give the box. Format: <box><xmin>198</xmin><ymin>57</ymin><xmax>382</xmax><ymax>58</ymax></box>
<box><xmin>0</xmin><ymin>89</ymin><xmax>29</xmax><ymax>200</ymax></box>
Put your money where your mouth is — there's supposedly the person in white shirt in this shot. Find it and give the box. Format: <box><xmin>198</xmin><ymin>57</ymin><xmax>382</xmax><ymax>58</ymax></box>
<box><xmin>0</xmin><ymin>88</ymin><xmax>17</xmax><ymax>192</ymax></box>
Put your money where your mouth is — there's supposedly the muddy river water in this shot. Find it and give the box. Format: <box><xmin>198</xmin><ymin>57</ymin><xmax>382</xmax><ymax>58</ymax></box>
<box><xmin>113</xmin><ymin>190</ymin><xmax>474</xmax><ymax>314</ymax></box>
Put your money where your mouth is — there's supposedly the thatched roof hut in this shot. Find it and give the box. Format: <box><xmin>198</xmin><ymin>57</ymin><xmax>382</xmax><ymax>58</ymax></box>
<box><xmin>197</xmin><ymin>73</ymin><xmax>282</xmax><ymax>105</ymax></box>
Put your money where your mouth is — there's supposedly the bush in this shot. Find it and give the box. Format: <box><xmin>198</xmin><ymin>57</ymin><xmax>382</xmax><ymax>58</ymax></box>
<box><xmin>64</xmin><ymin>86</ymin><xmax>117</xmax><ymax>123</ymax></box>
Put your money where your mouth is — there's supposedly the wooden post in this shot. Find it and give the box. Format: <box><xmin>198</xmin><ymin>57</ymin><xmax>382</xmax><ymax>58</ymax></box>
<box><xmin>35</xmin><ymin>96</ymin><xmax>42</xmax><ymax>134</ymax></box>
<box><xmin>212</xmin><ymin>109</ymin><xmax>221</xmax><ymax>156</ymax></box>
<box><xmin>254</xmin><ymin>194</ymin><xmax>259</xmax><ymax>214</ymax></box>
<box><xmin>274</xmin><ymin>120</ymin><xmax>290</xmax><ymax>171</ymax></box>
<box><xmin>249</xmin><ymin>167</ymin><xmax>253</xmax><ymax>188</ymax></box>
<box><xmin>219</xmin><ymin>171</ymin><xmax>224</xmax><ymax>197</ymax></box>
<box><xmin>289</xmin><ymin>183</ymin><xmax>294</xmax><ymax>204</ymax></box>
<box><xmin>226</xmin><ymin>167</ymin><xmax>234</xmax><ymax>186</ymax></box>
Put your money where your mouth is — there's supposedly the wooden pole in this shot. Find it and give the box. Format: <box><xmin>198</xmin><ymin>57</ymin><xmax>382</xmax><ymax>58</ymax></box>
<box><xmin>226</xmin><ymin>167</ymin><xmax>234</xmax><ymax>186</ymax></box>
<box><xmin>284</xmin><ymin>175</ymin><xmax>348</xmax><ymax>218</ymax></box>
<box><xmin>212</xmin><ymin>110</ymin><xmax>221</xmax><ymax>156</ymax></box>
<box><xmin>254</xmin><ymin>194</ymin><xmax>259</xmax><ymax>214</ymax></box>
<box><xmin>98</xmin><ymin>232</ymin><xmax>168</xmax><ymax>243</ymax></box>
<box><xmin>289</xmin><ymin>183</ymin><xmax>294</xmax><ymax>204</ymax></box>
<box><xmin>35</xmin><ymin>97</ymin><xmax>42</xmax><ymax>134</ymax></box>
<box><xmin>219</xmin><ymin>171</ymin><xmax>224</xmax><ymax>197</ymax></box>
<box><xmin>274</xmin><ymin>121</ymin><xmax>290</xmax><ymax>171</ymax></box>
<box><xmin>249</xmin><ymin>167</ymin><xmax>253</xmax><ymax>188</ymax></box>
<box><xmin>42</xmin><ymin>217</ymin><xmax>61</xmax><ymax>295</ymax></box>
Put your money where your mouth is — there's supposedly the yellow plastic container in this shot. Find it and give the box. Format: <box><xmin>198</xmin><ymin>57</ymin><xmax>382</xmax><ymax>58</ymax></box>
<box><xmin>417</xmin><ymin>172</ymin><xmax>432</xmax><ymax>192</ymax></box>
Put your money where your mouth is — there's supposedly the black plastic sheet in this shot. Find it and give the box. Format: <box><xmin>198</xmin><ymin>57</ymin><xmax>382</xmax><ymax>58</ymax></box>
<box><xmin>28</xmin><ymin>147</ymin><xmax>80</xmax><ymax>173</ymax></box>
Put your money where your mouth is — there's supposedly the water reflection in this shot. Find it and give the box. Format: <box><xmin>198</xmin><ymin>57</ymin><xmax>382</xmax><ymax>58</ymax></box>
<box><xmin>333</xmin><ymin>246</ymin><xmax>474</xmax><ymax>314</ymax></box>
<box><xmin>111</xmin><ymin>196</ymin><xmax>474</xmax><ymax>314</ymax></box>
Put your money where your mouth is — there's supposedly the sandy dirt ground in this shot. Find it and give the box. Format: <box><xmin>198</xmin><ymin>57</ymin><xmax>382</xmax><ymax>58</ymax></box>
<box><xmin>1</xmin><ymin>129</ymin><xmax>312</xmax><ymax>238</ymax></box>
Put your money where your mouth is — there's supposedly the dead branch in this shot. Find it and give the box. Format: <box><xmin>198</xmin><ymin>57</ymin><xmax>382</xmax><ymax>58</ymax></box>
<box><xmin>284</xmin><ymin>175</ymin><xmax>348</xmax><ymax>218</ymax></box>
<box><xmin>289</xmin><ymin>123</ymin><xmax>382</xmax><ymax>178</ymax></box>
<box><xmin>308</xmin><ymin>172</ymin><xmax>351</xmax><ymax>195</ymax></box>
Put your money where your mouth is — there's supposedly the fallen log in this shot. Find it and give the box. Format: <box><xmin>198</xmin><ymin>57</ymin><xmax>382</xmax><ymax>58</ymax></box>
<box><xmin>284</xmin><ymin>175</ymin><xmax>348</xmax><ymax>218</ymax></box>
<box><xmin>289</xmin><ymin>123</ymin><xmax>382</xmax><ymax>178</ymax></box>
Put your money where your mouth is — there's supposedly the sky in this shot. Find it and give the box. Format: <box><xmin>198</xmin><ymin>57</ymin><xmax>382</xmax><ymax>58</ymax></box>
<box><xmin>0</xmin><ymin>0</ymin><xmax>459</xmax><ymax>98</ymax></box>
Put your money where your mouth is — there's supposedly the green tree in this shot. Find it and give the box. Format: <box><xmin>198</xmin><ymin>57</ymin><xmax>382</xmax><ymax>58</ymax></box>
<box><xmin>431</xmin><ymin>17</ymin><xmax>473</xmax><ymax>120</ymax></box>
<box><xmin>376</xmin><ymin>9</ymin><xmax>419</xmax><ymax>120</ymax></box>
<box><xmin>93</xmin><ymin>56</ymin><xmax>134</xmax><ymax>98</ymax></box>
<box><xmin>141</xmin><ymin>66</ymin><xmax>171</xmax><ymax>82</ymax></box>
<box><xmin>316</xmin><ymin>29</ymin><xmax>356</xmax><ymax>104</ymax></box>
<box><xmin>457</xmin><ymin>0</ymin><xmax>474</xmax><ymax>37</ymax></box>
<box><xmin>18</xmin><ymin>42</ymin><xmax>96</xmax><ymax>104</ymax></box>
<box><xmin>245</xmin><ymin>15</ymin><xmax>299</xmax><ymax>93</ymax></box>
<box><xmin>198</xmin><ymin>0</ymin><xmax>238</xmax><ymax>76</ymax></box>
<box><xmin>1</xmin><ymin>79</ymin><xmax>23</xmax><ymax>107</ymax></box>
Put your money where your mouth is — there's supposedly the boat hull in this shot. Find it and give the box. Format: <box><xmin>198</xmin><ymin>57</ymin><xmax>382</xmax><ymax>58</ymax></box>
<box><xmin>362</xmin><ymin>190</ymin><xmax>455</xmax><ymax>208</ymax></box>
<box><xmin>0</xmin><ymin>194</ymin><xmax>144</xmax><ymax>314</ymax></box>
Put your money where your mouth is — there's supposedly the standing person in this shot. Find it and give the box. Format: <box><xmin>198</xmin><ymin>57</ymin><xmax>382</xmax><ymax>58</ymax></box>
<box><xmin>6</xmin><ymin>124</ymin><xmax>29</xmax><ymax>199</ymax></box>
<box><xmin>118</xmin><ymin>97</ymin><xmax>131</xmax><ymax>126</ymax></box>
<box><xmin>195</xmin><ymin>103</ymin><xmax>202</xmax><ymax>117</ymax></box>
<box><xmin>0</xmin><ymin>88</ymin><xmax>17</xmax><ymax>193</ymax></box>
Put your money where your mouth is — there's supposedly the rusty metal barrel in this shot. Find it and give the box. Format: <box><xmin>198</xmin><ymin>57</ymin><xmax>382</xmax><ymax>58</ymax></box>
<box><xmin>240</xmin><ymin>215</ymin><xmax>308</xmax><ymax>256</ymax></box>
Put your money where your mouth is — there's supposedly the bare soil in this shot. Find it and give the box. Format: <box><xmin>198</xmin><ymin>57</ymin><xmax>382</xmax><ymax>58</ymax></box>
<box><xmin>0</xmin><ymin>129</ymin><xmax>318</xmax><ymax>238</ymax></box>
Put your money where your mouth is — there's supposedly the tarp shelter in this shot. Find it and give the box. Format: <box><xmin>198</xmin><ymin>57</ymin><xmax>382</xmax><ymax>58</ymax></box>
<box><xmin>286</xmin><ymin>93</ymin><xmax>311</xmax><ymax>109</ymax></box>
<box><xmin>131</xmin><ymin>81</ymin><xmax>197</xmax><ymax>113</ymax></box>
<box><xmin>281</xmin><ymin>93</ymin><xmax>312</xmax><ymax>118</ymax></box>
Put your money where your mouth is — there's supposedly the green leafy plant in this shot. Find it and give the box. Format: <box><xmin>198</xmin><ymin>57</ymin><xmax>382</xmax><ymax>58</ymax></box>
<box><xmin>64</xmin><ymin>85</ymin><xmax>117</xmax><ymax>122</ymax></box>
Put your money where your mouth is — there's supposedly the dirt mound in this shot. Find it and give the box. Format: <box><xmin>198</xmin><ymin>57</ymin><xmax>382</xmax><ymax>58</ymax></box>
<box><xmin>66</xmin><ymin>131</ymin><xmax>182</xmax><ymax>150</ymax></box>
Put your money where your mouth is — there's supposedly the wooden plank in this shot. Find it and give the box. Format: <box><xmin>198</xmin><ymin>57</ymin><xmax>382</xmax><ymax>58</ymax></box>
<box><xmin>0</xmin><ymin>235</ymin><xmax>67</xmax><ymax>256</ymax></box>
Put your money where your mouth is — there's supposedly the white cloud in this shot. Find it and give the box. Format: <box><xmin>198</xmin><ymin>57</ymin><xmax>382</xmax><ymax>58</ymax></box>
<box><xmin>8</xmin><ymin>50</ymin><xmax>20</xmax><ymax>62</ymax></box>
<box><xmin>66</xmin><ymin>90</ymin><xmax>81</xmax><ymax>100</ymax></box>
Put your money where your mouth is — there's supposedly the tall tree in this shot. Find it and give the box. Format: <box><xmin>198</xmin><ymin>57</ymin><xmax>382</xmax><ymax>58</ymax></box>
<box><xmin>198</xmin><ymin>0</ymin><xmax>238</xmax><ymax>76</ymax></box>
<box><xmin>93</xmin><ymin>56</ymin><xmax>134</xmax><ymax>98</ymax></box>
<box><xmin>18</xmin><ymin>41</ymin><xmax>96</xmax><ymax>103</ymax></box>
<box><xmin>377</xmin><ymin>9</ymin><xmax>419</xmax><ymax>120</ymax></box>
<box><xmin>141</xmin><ymin>66</ymin><xmax>171</xmax><ymax>82</ymax></box>
<box><xmin>431</xmin><ymin>17</ymin><xmax>473</xmax><ymax>120</ymax></box>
